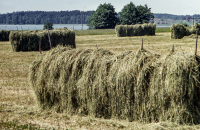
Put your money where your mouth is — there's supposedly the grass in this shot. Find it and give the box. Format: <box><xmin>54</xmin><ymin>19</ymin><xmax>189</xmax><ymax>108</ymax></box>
<box><xmin>1</xmin><ymin>30</ymin><xmax>200</xmax><ymax>129</ymax></box>
<box><xmin>155</xmin><ymin>27</ymin><xmax>170</xmax><ymax>33</ymax></box>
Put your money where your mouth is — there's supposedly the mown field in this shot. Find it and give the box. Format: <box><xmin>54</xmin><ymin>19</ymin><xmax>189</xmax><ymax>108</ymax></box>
<box><xmin>1</xmin><ymin>29</ymin><xmax>200</xmax><ymax>130</ymax></box>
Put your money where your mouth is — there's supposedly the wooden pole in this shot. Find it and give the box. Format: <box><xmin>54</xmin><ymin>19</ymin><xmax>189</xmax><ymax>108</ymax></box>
<box><xmin>47</xmin><ymin>29</ymin><xmax>52</xmax><ymax>49</ymax></box>
<box><xmin>96</xmin><ymin>44</ymin><xmax>98</xmax><ymax>49</ymax></box>
<box><xmin>172</xmin><ymin>44</ymin><xmax>174</xmax><ymax>52</ymax></box>
<box><xmin>39</xmin><ymin>41</ymin><xmax>42</xmax><ymax>54</ymax></box>
<box><xmin>195</xmin><ymin>29</ymin><xmax>199</xmax><ymax>56</ymax></box>
<box><xmin>141</xmin><ymin>38</ymin><xmax>143</xmax><ymax>50</ymax></box>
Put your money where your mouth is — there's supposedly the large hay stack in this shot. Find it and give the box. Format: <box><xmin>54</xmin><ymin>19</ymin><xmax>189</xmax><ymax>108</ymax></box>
<box><xmin>29</xmin><ymin>46</ymin><xmax>200</xmax><ymax>124</ymax></box>
<box><xmin>115</xmin><ymin>23</ymin><xmax>156</xmax><ymax>37</ymax></box>
<box><xmin>0</xmin><ymin>30</ymin><xmax>10</xmax><ymax>41</ymax></box>
<box><xmin>9</xmin><ymin>29</ymin><xmax>75</xmax><ymax>52</ymax></box>
<box><xmin>171</xmin><ymin>22</ymin><xmax>200</xmax><ymax>39</ymax></box>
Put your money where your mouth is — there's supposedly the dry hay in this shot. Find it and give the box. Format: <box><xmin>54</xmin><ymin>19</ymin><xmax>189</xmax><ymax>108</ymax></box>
<box><xmin>29</xmin><ymin>46</ymin><xmax>200</xmax><ymax>124</ymax></box>
<box><xmin>115</xmin><ymin>23</ymin><xmax>156</xmax><ymax>37</ymax></box>
<box><xmin>0</xmin><ymin>30</ymin><xmax>10</xmax><ymax>41</ymax></box>
<box><xmin>171</xmin><ymin>22</ymin><xmax>200</xmax><ymax>39</ymax></box>
<box><xmin>9</xmin><ymin>29</ymin><xmax>75</xmax><ymax>52</ymax></box>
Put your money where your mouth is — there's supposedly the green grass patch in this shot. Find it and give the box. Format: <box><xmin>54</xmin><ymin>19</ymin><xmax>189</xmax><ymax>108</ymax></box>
<box><xmin>155</xmin><ymin>27</ymin><xmax>170</xmax><ymax>33</ymax></box>
<box><xmin>74</xmin><ymin>29</ymin><xmax>115</xmax><ymax>36</ymax></box>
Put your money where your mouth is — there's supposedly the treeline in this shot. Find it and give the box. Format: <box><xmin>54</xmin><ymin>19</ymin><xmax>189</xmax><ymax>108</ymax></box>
<box><xmin>0</xmin><ymin>10</ymin><xmax>92</xmax><ymax>24</ymax></box>
<box><xmin>1</xmin><ymin>10</ymin><xmax>200</xmax><ymax>25</ymax></box>
<box><xmin>154</xmin><ymin>13</ymin><xmax>200</xmax><ymax>21</ymax></box>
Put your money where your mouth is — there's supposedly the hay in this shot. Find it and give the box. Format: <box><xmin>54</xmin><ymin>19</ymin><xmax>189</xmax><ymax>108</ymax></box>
<box><xmin>0</xmin><ymin>30</ymin><xmax>10</xmax><ymax>41</ymax></box>
<box><xmin>115</xmin><ymin>23</ymin><xmax>156</xmax><ymax>37</ymax></box>
<box><xmin>9</xmin><ymin>29</ymin><xmax>75</xmax><ymax>52</ymax></box>
<box><xmin>29</xmin><ymin>46</ymin><xmax>200</xmax><ymax>124</ymax></box>
<box><xmin>171</xmin><ymin>22</ymin><xmax>200</xmax><ymax>39</ymax></box>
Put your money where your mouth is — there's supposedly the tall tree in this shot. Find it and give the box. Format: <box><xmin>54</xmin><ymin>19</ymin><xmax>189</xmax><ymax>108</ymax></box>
<box><xmin>87</xmin><ymin>3</ymin><xmax>119</xmax><ymax>29</ymax></box>
<box><xmin>119</xmin><ymin>2</ymin><xmax>154</xmax><ymax>25</ymax></box>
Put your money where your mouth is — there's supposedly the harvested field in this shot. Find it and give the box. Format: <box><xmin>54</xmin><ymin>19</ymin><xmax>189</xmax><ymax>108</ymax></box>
<box><xmin>1</xmin><ymin>32</ymin><xmax>200</xmax><ymax>129</ymax></box>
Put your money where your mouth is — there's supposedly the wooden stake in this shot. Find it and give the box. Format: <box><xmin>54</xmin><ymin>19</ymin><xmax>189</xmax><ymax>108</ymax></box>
<box><xmin>195</xmin><ymin>29</ymin><xmax>199</xmax><ymax>56</ymax></box>
<box><xmin>96</xmin><ymin>44</ymin><xmax>98</xmax><ymax>49</ymax></box>
<box><xmin>172</xmin><ymin>44</ymin><xmax>174</xmax><ymax>52</ymax></box>
<box><xmin>47</xmin><ymin>29</ymin><xmax>52</xmax><ymax>49</ymax></box>
<box><xmin>141</xmin><ymin>38</ymin><xmax>143</xmax><ymax>50</ymax></box>
<box><xmin>39</xmin><ymin>41</ymin><xmax>42</xmax><ymax>54</ymax></box>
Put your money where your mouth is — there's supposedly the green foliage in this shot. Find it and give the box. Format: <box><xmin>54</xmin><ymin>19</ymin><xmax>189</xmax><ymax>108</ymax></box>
<box><xmin>181</xmin><ymin>23</ymin><xmax>189</xmax><ymax>27</ymax></box>
<box><xmin>119</xmin><ymin>2</ymin><xmax>154</xmax><ymax>25</ymax></box>
<box><xmin>87</xmin><ymin>3</ymin><xmax>119</xmax><ymax>29</ymax></box>
<box><xmin>43</xmin><ymin>22</ymin><xmax>54</xmax><ymax>30</ymax></box>
<box><xmin>0</xmin><ymin>10</ymin><xmax>92</xmax><ymax>24</ymax></box>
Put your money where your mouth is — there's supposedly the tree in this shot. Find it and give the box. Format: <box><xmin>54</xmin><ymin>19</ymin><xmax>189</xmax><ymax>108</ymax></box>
<box><xmin>87</xmin><ymin>3</ymin><xmax>119</xmax><ymax>29</ymax></box>
<box><xmin>43</xmin><ymin>22</ymin><xmax>54</xmax><ymax>30</ymax></box>
<box><xmin>119</xmin><ymin>2</ymin><xmax>154</xmax><ymax>25</ymax></box>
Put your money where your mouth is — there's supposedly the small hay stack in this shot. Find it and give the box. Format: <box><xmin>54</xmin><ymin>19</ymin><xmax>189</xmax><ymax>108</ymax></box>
<box><xmin>0</xmin><ymin>30</ymin><xmax>10</xmax><ymax>41</ymax></box>
<box><xmin>29</xmin><ymin>46</ymin><xmax>200</xmax><ymax>124</ymax></box>
<box><xmin>115</xmin><ymin>23</ymin><xmax>156</xmax><ymax>37</ymax></box>
<box><xmin>171</xmin><ymin>22</ymin><xmax>200</xmax><ymax>39</ymax></box>
<box><xmin>9</xmin><ymin>29</ymin><xmax>75</xmax><ymax>52</ymax></box>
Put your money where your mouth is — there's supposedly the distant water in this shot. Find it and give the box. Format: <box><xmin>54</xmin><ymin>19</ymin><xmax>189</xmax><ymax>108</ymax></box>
<box><xmin>0</xmin><ymin>24</ymin><xmax>171</xmax><ymax>31</ymax></box>
<box><xmin>0</xmin><ymin>24</ymin><xmax>89</xmax><ymax>30</ymax></box>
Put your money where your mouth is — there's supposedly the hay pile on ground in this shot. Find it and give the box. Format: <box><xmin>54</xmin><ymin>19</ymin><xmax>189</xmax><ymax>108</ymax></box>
<box><xmin>0</xmin><ymin>30</ymin><xmax>10</xmax><ymax>41</ymax></box>
<box><xmin>115</xmin><ymin>23</ymin><xmax>156</xmax><ymax>37</ymax></box>
<box><xmin>55</xmin><ymin>27</ymin><xmax>69</xmax><ymax>30</ymax></box>
<box><xmin>171</xmin><ymin>22</ymin><xmax>200</xmax><ymax>39</ymax></box>
<box><xmin>29</xmin><ymin>46</ymin><xmax>200</xmax><ymax>124</ymax></box>
<box><xmin>9</xmin><ymin>29</ymin><xmax>75</xmax><ymax>52</ymax></box>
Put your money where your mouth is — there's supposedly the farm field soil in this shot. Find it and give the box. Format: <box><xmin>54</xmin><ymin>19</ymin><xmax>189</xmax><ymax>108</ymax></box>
<box><xmin>1</xmin><ymin>32</ymin><xmax>200</xmax><ymax>129</ymax></box>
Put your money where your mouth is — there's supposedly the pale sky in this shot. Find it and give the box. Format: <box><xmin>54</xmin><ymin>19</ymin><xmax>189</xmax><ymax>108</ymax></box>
<box><xmin>0</xmin><ymin>0</ymin><xmax>200</xmax><ymax>15</ymax></box>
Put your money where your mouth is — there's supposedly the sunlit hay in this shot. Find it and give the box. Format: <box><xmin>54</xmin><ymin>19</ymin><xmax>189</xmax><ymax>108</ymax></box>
<box><xmin>55</xmin><ymin>27</ymin><xmax>68</xmax><ymax>30</ymax></box>
<box><xmin>149</xmin><ymin>52</ymin><xmax>200</xmax><ymax>124</ymax></box>
<box><xmin>9</xmin><ymin>29</ymin><xmax>75</xmax><ymax>52</ymax></box>
<box><xmin>29</xmin><ymin>46</ymin><xmax>200</xmax><ymax>124</ymax></box>
<box><xmin>0</xmin><ymin>30</ymin><xmax>10</xmax><ymax>41</ymax></box>
<box><xmin>115</xmin><ymin>23</ymin><xmax>156</xmax><ymax>37</ymax></box>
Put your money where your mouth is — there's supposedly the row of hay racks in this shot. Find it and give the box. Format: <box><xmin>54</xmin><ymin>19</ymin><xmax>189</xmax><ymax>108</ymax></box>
<box><xmin>0</xmin><ymin>30</ymin><xmax>10</xmax><ymax>41</ymax></box>
<box><xmin>30</xmin><ymin>45</ymin><xmax>200</xmax><ymax>124</ymax></box>
<box><xmin>115</xmin><ymin>23</ymin><xmax>156</xmax><ymax>37</ymax></box>
<box><xmin>171</xmin><ymin>22</ymin><xmax>200</xmax><ymax>39</ymax></box>
<box><xmin>9</xmin><ymin>29</ymin><xmax>75</xmax><ymax>52</ymax></box>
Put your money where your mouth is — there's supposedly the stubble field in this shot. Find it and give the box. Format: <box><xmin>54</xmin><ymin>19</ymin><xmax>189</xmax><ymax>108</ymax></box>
<box><xmin>1</xmin><ymin>31</ymin><xmax>200</xmax><ymax>130</ymax></box>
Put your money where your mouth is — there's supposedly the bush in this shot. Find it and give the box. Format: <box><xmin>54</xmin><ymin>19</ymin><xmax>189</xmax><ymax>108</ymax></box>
<box><xmin>43</xmin><ymin>22</ymin><xmax>54</xmax><ymax>30</ymax></box>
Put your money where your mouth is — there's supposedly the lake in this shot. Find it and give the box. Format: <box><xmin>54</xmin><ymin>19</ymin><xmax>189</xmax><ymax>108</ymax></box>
<box><xmin>0</xmin><ymin>24</ymin><xmax>89</xmax><ymax>30</ymax></box>
<box><xmin>0</xmin><ymin>24</ymin><xmax>171</xmax><ymax>31</ymax></box>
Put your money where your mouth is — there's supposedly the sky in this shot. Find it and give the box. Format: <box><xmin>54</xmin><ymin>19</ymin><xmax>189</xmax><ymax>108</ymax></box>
<box><xmin>0</xmin><ymin>0</ymin><xmax>200</xmax><ymax>15</ymax></box>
